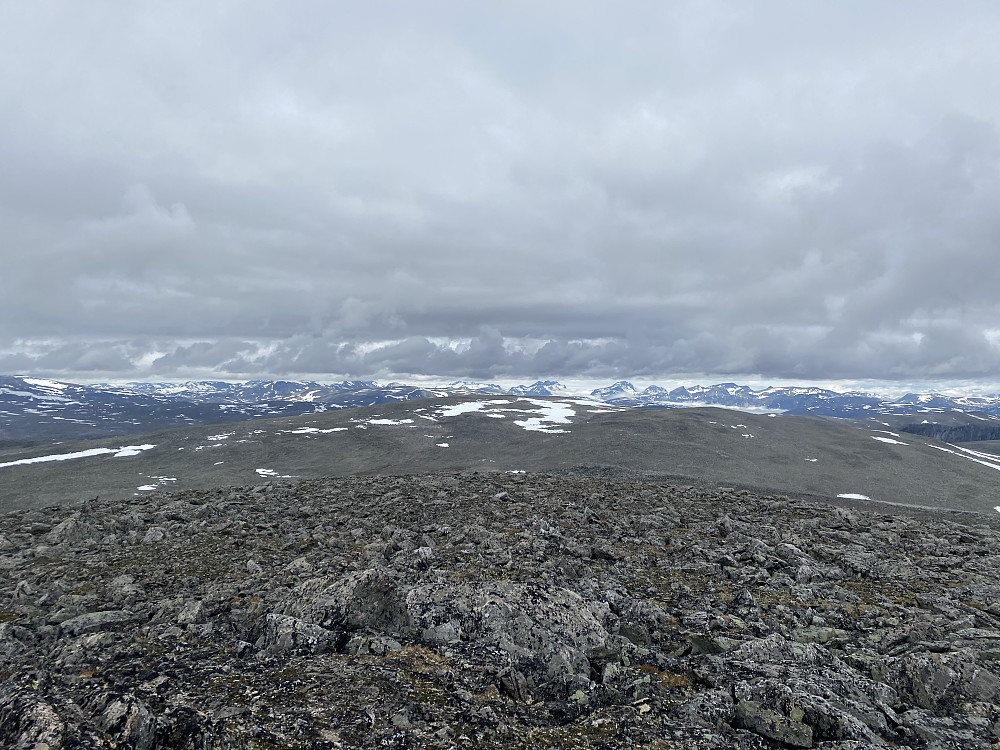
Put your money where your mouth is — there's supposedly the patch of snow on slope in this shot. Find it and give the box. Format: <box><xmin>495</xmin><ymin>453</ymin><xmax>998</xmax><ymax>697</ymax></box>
<box><xmin>135</xmin><ymin>474</ymin><xmax>177</xmax><ymax>492</ymax></box>
<box><xmin>439</xmin><ymin>400</ymin><xmax>512</xmax><ymax>417</ymax></box>
<box><xmin>207</xmin><ymin>432</ymin><xmax>235</xmax><ymax>441</ymax></box>
<box><xmin>436</xmin><ymin>443</ymin><xmax>449</xmax><ymax>448</ymax></box>
<box><xmin>256</xmin><ymin>468</ymin><xmax>296</xmax><ymax>478</ymax></box>
<box><xmin>21</xmin><ymin>378</ymin><xmax>68</xmax><ymax>390</ymax></box>
<box><xmin>366</xmin><ymin>418</ymin><xmax>414</xmax><ymax>426</ymax></box>
<box><xmin>0</xmin><ymin>444</ymin><xmax>156</xmax><ymax>469</ymax></box>
<box><xmin>514</xmin><ymin>399</ymin><xmax>574</xmax><ymax>433</ymax></box>
<box><xmin>114</xmin><ymin>444</ymin><xmax>156</xmax><ymax>457</ymax></box>
<box><xmin>952</xmin><ymin>445</ymin><xmax>1000</xmax><ymax>464</ymax></box>
<box><xmin>0</xmin><ymin>387</ymin><xmax>71</xmax><ymax>402</ymax></box>
<box><xmin>280</xmin><ymin>427</ymin><xmax>348</xmax><ymax>434</ymax></box>
<box><xmin>838</xmin><ymin>493</ymin><xmax>872</xmax><ymax>501</ymax></box>
<box><xmin>872</xmin><ymin>436</ymin><xmax>909</xmax><ymax>445</ymax></box>
<box><xmin>927</xmin><ymin>443</ymin><xmax>1000</xmax><ymax>473</ymax></box>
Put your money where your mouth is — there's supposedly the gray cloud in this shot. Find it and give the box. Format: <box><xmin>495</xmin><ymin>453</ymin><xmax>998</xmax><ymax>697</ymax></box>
<box><xmin>4</xmin><ymin>2</ymin><xmax>1000</xmax><ymax>383</ymax></box>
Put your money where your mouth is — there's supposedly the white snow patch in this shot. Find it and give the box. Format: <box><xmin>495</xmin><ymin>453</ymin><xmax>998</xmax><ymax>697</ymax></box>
<box><xmin>114</xmin><ymin>444</ymin><xmax>156</xmax><ymax>457</ymax></box>
<box><xmin>366</xmin><ymin>418</ymin><xmax>414</xmax><ymax>426</ymax></box>
<box><xmin>437</xmin><ymin>398</ymin><xmax>575</xmax><ymax>433</ymax></box>
<box><xmin>925</xmin><ymin>443</ymin><xmax>1000</xmax><ymax>473</ymax></box>
<box><xmin>838</xmin><ymin>493</ymin><xmax>872</xmax><ymax>501</ymax></box>
<box><xmin>436</xmin><ymin>442</ymin><xmax>449</xmax><ymax>448</ymax></box>
<box><xmin>136</xmin><ymin>485</ymin><xmax>158</xmax><ymax>491</ymax></box>
<box><xmin>0</xmin><ymin>387</ymin><xmax>71</xmax><ymax>402</ymax></box>
<box><xmin>805</xmin><ymin>458</ymin><xmax>818</xmax><ymax>462</ymax></box>
<box><xmin>952</xmin><ymin>445</ymin><xmax>1000</xmax><ymax>464</ymax></box>
<box><xmin>871</xmin><ymin>436</ymin><xmax>909</xmax><ymax>445</ymax></box>
<box><xmin>207</xmin><ymin>432</ymin><xmax>235</xmax><ymax>441</ymax></box>
<box><xmin>22</xmin><ymin>377</ymin><xmax>68</xmax><ymax>390</ymax></box>
<box><xmin>995</xmin><ymin>506</ymin><xmax>1000</xmax><ymax>514</ymax></box>
<box><xmin>439</xmin><ymin>400</ymin><xmax>512</xmax><ymax>417</ymax></box>
<box><xmin>513</xmin><ymin>399</ymin><xmax>574</xmax><ymax>433</ymax></box>
<box><xmin>280</xmin><ymin>427</ymin><xmax>348</xmax><ymax>434</ymax></box>
<box><xmin>256</xmin><ymin>468</ymin><xmax>296</xmax><ymax>478</ymax></box>
<box><xmin>0</xmin><ymin>444</ymin><xmax>156</xmax><ymax>469</ymax></box>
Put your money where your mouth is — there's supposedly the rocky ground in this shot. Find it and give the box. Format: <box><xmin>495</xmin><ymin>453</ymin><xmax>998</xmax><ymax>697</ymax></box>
<box><xmin>2</xmin><ymin>472</ymin><xmax>1000</xmax><ymax>748</ymax></box>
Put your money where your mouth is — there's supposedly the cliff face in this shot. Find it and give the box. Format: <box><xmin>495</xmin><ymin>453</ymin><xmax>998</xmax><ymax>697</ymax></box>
<box><xmin>2</xmin><ymin>473</ymin><xmax>1000</xmax><ymax>748</ymax></box>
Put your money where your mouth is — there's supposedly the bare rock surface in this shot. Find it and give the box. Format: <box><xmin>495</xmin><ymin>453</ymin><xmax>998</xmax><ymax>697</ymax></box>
<box><xmin>2</xmin><ymin>472</ymin><xmax>1000</xmax><ymax>748</ymax></box>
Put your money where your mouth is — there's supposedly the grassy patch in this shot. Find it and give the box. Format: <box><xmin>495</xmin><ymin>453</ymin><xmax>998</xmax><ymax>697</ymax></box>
<box><xmin>637</xmin><ymin>663</ymin><xmax>692</xmax><ymax>690</ymax></box>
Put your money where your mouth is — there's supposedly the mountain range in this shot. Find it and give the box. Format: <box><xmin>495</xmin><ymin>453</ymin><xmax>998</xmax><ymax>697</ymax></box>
<box><xmin>4</xmin><ymin>375</ymin><xmax>1000</xmax><ymax>447</ymax></box>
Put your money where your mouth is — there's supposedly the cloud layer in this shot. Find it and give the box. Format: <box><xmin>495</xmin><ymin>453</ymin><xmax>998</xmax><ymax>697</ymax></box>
<box><xmin>5</xmin><ymin>2</ymin><xmax>1000</xmax><ymax>382</ymax></box>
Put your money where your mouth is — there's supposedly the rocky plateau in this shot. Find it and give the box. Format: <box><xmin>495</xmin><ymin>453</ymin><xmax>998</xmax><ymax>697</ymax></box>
<box><xmin>2</xmin><ymin>472</ymin><xmax>1000</xmax><ymax>748</ymax></box>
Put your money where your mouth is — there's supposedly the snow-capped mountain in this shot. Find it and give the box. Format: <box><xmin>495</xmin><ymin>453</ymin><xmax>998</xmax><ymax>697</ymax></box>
<box><xmin>507</xmin><ymin>380</ymin><xmax>568</xmax><ymax>397</ymax></box>
<box><xmin>590</xmin><ymin>381</ymin><xmax>638</xmax><ymax>400</ymax></box>
<box><xmin>448</xmin><ymin>380</ymin><xmax>505</xmax><ymax>393</ymax></box>
<box><xmin>592</xmin><ymin>382</ymin><xmax>888</xmax><ymax>416</ymax></box>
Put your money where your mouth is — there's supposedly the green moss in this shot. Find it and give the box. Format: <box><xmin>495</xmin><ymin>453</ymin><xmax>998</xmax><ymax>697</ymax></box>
<box><xmin>0</xmin><ymin>610</ymin><xmax>21</xmax><ymax>624</ymax></box>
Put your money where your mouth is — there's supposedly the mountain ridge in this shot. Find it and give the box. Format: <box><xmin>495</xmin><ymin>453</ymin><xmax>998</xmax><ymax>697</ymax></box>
<box><xmin>5</xmin><ymin>374</ymin><xmax>1000</xmax><ymax>449</ymax></box>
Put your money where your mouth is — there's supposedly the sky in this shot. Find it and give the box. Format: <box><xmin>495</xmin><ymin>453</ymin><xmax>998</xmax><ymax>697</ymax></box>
<box><xmin>4</xmin><ymin>1</ymin><xmax>1000</xmax><ymax>386</ymax></box>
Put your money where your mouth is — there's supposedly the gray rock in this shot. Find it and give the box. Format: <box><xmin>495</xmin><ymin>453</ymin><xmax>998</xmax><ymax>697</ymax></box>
<box><xmin>734</xmin><ymin>699</ymin><xmax>813</xmax><ymax>747</ymax></box>
<box><xmin>59</xmin><ymin>610</ymin><xmax>142</xmax><ymax>636</ymax></box>
<box><xmin>256</xmin><ymin>613</ymin><xmax>343</xmax><ymax>654</ymax></box>
<box><xmin>678</xmin><ymin>688</ymin><xmax>735</xmax><ymax>729</ymax></box>
<box><xmin>141</xmin><ymin>526</ymin><xmax>165</xmax><ymax>544</ymax></box>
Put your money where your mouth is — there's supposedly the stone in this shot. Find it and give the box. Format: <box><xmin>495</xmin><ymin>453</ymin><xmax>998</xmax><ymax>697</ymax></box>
<box><xmin>141</xmin><ymin>527</ymin><xmax>165</xmax><ymax>544</ymax></box>
<box><xmin>734</xmin><ymin>699</ymin><xmax>813</xmax><ymax>747</ymax></box>
<box><xmin>59</xmin><ymin>610</ymin><xmax>142</xmax><ymax>636</ymax></box>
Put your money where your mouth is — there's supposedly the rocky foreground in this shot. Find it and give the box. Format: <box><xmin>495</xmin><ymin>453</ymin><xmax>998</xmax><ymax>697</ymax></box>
<box><xmin>2</xmin><ymin>474</ymin><xmax>1000</xmax><ymax>748</ymax></box>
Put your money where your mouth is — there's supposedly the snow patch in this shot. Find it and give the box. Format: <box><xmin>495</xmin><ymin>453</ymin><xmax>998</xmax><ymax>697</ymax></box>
<box><xmin>21</xmin><ymin>377</ymin><xmax>68</xmax><ymax>390</ymax></box>
<box><xmin>513</xmin><ymin>399</ymin><xmax>574</xmax><ymax>434</ymax></box>
<box><xmin>256</xmin><ymin>468</ymin><xmax>296</xmax><ymax>478</ymax></box>
<box><xmin>115</xmin><ymin>444</ymin><xmax>156</xmax><ymax>457</ymax></box>
<box><xmin>280</xmin><ymin>427</ymin><xmax>348</xmax><ymax>434</ymax></box>
<box><xmin>871</xmin><ymin>436</ymin><xmax>908</xmax><ymax>445</ymax></box>
<box><xmin>439</xmin><ymin>400</ymin><xmax>513</xmax><ymax>417</ymax></box>
<box><xmin>837</xmin><ymin>493</ymin><xmax>872</xmax><ymax>501</ymax></box>
<box><xmin>0</xmin><ymin>444</ymin><xmax>156</xmax><ymax>469</ymax></box>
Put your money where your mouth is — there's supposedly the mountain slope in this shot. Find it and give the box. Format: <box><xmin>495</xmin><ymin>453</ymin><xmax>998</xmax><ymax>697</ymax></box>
<box><xmin>3</xmin><ymin>395</ymin><xmax>1000</xmax><ymax>517</ymax></box>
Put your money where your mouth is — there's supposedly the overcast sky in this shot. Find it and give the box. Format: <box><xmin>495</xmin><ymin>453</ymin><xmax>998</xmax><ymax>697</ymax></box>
<box><xmin>4</xmin><ymin>1</ymin><xmax>1000</xmax><ymax>385</ymax></box>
